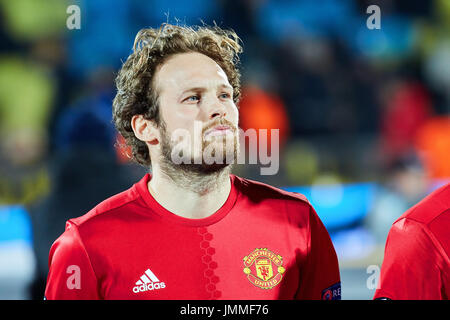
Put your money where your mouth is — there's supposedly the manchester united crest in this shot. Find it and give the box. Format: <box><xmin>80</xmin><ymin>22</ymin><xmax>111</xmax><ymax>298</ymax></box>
<box><xmin>243</xmin><ymin>248</ymin><xmax>285</xmax><ymax>289</ymax></box>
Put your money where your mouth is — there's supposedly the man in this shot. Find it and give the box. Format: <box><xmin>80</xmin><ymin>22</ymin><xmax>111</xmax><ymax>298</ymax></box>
<box><xmin>45</xmin><ymin>23</ymin><xmax>340</xmax><ymax>300</ymax></box>
<box><xmin>374</xmin><ymin>183</ymin><xmax>450</xmax><ymax>299</ymax></box>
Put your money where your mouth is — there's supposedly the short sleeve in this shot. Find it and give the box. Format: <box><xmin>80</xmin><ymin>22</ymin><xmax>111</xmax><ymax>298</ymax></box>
<box><xmin>295</xmin><ymin>206</ymin><xmax>341</xmax><ymax>300</ymax></box>
<box><xmin>45</xmin><ymin>222</ymin><xmax>100</xmax><ymax>300</ymax></box>
<box><xmin>374</xmin><ymin>218</ymin><xmax>445</xmax><ymax>300</ymax></box>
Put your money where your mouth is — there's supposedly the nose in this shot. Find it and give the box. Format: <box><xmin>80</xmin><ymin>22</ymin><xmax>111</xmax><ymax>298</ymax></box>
<box><xmin>208</xmin><ymin>97</ymin><xmax>227</xmax><ymax>120</ymax></box>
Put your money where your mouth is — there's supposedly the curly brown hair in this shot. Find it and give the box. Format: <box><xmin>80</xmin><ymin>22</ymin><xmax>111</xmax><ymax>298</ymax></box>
<box><xmin>112</xmin><ymin>23</ymin><xmax>243</xmax><ymax>167</ymax></box>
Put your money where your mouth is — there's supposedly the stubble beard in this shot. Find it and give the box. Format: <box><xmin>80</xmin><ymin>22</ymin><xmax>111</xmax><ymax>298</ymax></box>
<box><xmin>157</xmin><ymin>118</ymin><xmax>239</xmax><ymax>194</ymax></box>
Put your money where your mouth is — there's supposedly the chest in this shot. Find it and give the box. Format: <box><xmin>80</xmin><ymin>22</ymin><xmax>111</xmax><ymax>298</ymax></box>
<box><xmin>91</xmin><ymin>218</ymin><xmax>307</xmax><ymax>299</ymax></box>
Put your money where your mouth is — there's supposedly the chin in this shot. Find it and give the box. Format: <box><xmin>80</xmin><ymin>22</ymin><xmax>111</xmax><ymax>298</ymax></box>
<box><xmin>179</xmin><ymin>162</ymin><xmax>232</xmax><ymax>175</ymax></box>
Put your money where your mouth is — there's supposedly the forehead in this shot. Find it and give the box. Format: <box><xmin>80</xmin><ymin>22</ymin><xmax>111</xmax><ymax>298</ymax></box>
<box><xmin>155</xmin><ymin>52</ymin><xmax>230</xmax><ymax>92</ymax></box>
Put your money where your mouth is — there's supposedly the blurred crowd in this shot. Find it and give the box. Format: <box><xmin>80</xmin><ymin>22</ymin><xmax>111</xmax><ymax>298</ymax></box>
<box><xmin>0</xmin><ymin>0</ymin><xmax>449</xmax><ymax>299</ymax></box>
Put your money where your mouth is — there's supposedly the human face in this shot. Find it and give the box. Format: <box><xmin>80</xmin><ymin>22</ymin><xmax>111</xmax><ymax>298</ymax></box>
<box><xmin>154</xmin><ymin>52</ymin><xmax>240</xmax><ymax>172</ymax></box>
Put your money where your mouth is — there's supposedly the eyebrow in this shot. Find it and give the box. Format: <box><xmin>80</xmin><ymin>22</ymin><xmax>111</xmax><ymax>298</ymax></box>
<box><xmin>180</xmin><ymin>83</ymin><xmax>233</xmax><ymax>95</ymax></box>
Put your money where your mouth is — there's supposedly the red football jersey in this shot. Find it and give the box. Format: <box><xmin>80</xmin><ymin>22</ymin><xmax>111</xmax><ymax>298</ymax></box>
<box><xmin>45</xmin><ymin>174</ymin><xmax>341</xmax><ymax>300</ymax></box>
<box><xmin>374</xmin><ymin>183</ymin><xmax>450</xmax><ymax>300</ymax></box>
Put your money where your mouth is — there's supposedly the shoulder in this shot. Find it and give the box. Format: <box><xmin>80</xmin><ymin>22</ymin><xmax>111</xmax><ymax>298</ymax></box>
<box><xmin>389</xmin><ymin>183</ymin><xmax>450</xmax><ymax>256</ymax></box>
<box><xmin>233</xmin><ymin>174</ymin><xmax>311</xmax><ymax>207</ymax></box>
<box><xmin>66</xmin><ymin>176</ymin><xmax>148</xmax><ymax>231</ymax></box>
<box><xmin>232</xmin><ymin>175</ymin><xmax>315</xmax><ymax>226</ymax></box>
<box><xmin>395</xmin><ymin>183</ymin><xmax>450</xmax><ymax>226</ymax></box>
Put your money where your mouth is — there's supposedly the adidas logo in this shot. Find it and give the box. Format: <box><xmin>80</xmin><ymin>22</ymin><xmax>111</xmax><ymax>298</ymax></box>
<box><xmin>132</xmin><ymin>268</ymin><xmax>166</xmax><ymax>293</ymax></box>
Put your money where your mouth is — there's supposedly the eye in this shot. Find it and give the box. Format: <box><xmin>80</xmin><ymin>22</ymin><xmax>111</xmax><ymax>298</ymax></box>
<box><xmin>185</xmin><ymin>95</ymin><xmax>200</xmax><ymax>102</ymax></box>
<box><xmin>219</xmin><ymin>93</ymin><xmax>231</xmax><ymax>99</ymax></box>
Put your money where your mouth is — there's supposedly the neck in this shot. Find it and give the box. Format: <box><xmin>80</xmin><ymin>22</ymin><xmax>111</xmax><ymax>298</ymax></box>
<box><xmin>148</xmin><ymin>163</ymin><xmax>232</xmax><ymax>219</ymax></box>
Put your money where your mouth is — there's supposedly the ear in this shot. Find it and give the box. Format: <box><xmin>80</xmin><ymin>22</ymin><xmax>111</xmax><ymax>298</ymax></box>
<box><xmin>131</xmin><ymin>115</ymin><xmax>159</xmax><ymax>145</ymax></box>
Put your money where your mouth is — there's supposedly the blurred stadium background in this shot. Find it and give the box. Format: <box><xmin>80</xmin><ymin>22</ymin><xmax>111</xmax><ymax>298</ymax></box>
<box><xmin>0</xmin><ymin>0</ymin><xmax>449</xmax><ymax>300</ymax></box>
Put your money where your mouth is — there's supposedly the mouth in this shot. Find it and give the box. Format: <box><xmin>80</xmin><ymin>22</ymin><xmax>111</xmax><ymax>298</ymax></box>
<box><xmin>204</xmin><ymin>125</ymin><xmax>233</xmax><ymax>138</ymax></box>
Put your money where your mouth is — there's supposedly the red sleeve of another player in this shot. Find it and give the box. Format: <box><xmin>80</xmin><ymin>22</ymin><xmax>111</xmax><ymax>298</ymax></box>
<box><xmin>45</xmin><ymin>222</ymin><xmax>99</xmax><ymax>300</ymax></box>
<box><xmin>295</xmin><ymin>206</ymin><xmax>341</xmax><ymax>300</ymax></box>
<box><xmin>374</xmin><ymin>218</ymin><xmax>444</xmax><ymax>300</ymax></box>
